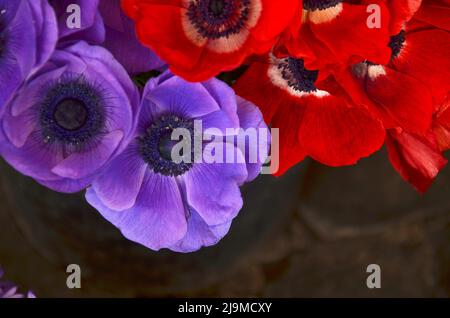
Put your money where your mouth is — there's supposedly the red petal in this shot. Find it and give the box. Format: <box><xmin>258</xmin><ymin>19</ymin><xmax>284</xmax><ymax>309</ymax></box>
<box><xmin>121</xmin><ymin>0</ymin><xmax>184</xmax><ymax>19</ymax></box>
<box><xmin>386</xmin><ymin>0</ymin><xmax>423</xmax><ymax>33</ymax></box>
<box><xmin>365</xmin><ymin>66</ymin><xmax>433</xmax><ymax>134</ymax></box>
<box><xmin>414</xmin><ymin>0</ymin><xmax>450</xmax><ymax>31</ymax></box>
<box><xmin>433</xmin><ymin>95</ymin><xmax>450</xmax><ymax>151</ymax></box>
<box><xmin>298</xmin><ymin>95</ymin><xmax>386</xmax><ymax>166</ymax></box>
<box><xmin>386</xmin><ymin>129</ymin><xmax>447</xmax><ymax>193</ymax></box>
<box><xmin>271</xmin><ymin>101</ymin><xmax>307</xmax><ymax>176</ymax></box>
<box><xmin>174</xmin><ymin>36</ymin><xmax>274</xmax><ymax>82</ymax></box>
<box><xmin>251</xmin><ymin>0</ymin><xmax>300</xmax><ymax>42</ymax></box>
<box><xmin>392</xmin><ymin>29</ymin><xmax>450</xmax><ymax>104</ymax></box>
<box><xmin>302</xmin><ymin>2</ymin><xmax>391</xmax><ymax>69</ymax></box>
<box><xmin>274</xmin><ymin>1</ymin><xmax>303</xmax><ymax>57</ymax></box>
<box><xmin>233</xmin><ymin>59</ymin><xmax>279</xmax><ymax>123</ymax></box>
<box><xmin>132</xmin><ymin>3</ymin><xmax>204</xmax><ymax>74</ymax></box>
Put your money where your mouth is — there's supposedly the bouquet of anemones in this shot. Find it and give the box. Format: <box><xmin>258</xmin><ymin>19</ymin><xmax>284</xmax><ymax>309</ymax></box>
<box><xmin>0</xmin><ymin>0</ymin><xmax>448</xmax><ymax>253</ymax></box>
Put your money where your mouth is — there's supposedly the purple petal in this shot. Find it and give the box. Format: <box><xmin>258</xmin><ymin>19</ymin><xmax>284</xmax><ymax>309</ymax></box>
<box><xmin>236</xmin><ymin>96</ymin><xmax>270</xmax><ymax>182</ymax></box>
<box><xmin>51</xmin><ymin>130</ymin><xmax>124</xmax><ymax>179</ymax></box>
<box><xmin>86</xmin><ymin>172</ymin><xmax>188</xmax><ymax>251</ymax></box>
<box><xmin>170</xmin><ymin>209</ymin><xmax>232</xmax><ymax>253</ymax></box>
<box><xmin>202</xmin><ymin>78</ymin><xmax>239</xmax><ymax>123</ymax></box>
<box><xmin>0</xmin><ymin>0</ymin><xmax>35</xmax><ymax>108</ymax></box>
<box><xmin>183</xmin><ymin>147</ymin><xmax>247</xmax><ymax>226</ymax></box>
<box><xmin>99</xmin><ymin>0</ymin><xmax>165</xmax><ymax>74</ymax></box>
<box><xmin>200</xmin><ymin>109</ymin><xmax>240</xmax><ymax>136</ymax></box>
<box><xmin>64</xmin><ymin>41</ymin><xmax>140</xmax><ymax>120</ymax></box>
<box><xmin>3</xmin><ymin>287</ymin><xmax>19</xmax><ymax>298</ymax></box>
<box><xmin>37</xmin><ymin>176</ymin><xmax>93</xmax><ymax>194</ymax></box>
<box><xmin>2</xmin><ymin>107</ymin><xmax>36</xmax><ymax>148</ymax></box>
<box><xmin>10</xmin><ymin>67</ymin><xmax>67</xmax><ymax>117</ymax></box>
<box><xmin>91</xmin><ymin>142</ymin><xmax>147</xmax><ymax>211</ymax></box>
<box><xmin>0</xmin><ymin>130</ymin><xmax>63</xmax><ymax>181</ymax></box>
<box><xmin>28</xmin><ymin>0</ymin><xmax>58</xmax><ymax>67</ymax></box>
<box><xmin>144</xmin><ymin>75</ymin><xmax>220</xmax><ymax>121</ymax></box>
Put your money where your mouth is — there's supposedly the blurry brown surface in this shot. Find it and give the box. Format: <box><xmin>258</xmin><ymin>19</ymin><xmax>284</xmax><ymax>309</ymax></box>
<box><xmin>0</xmin><ymin>148</ymin><xmax>449</xmax><ymax>297</ymax></box>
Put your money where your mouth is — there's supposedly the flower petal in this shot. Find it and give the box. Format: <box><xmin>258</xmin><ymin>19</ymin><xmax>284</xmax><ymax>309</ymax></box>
<box><xmin>169</xmin><ymin>209</ymin><xmax>232</xmax><ymax>253</ymax></box>
<box><xmin>271</xmin><ymin>99</ymin><xmax>307</xmax><ymax>176</ymax></box>
<box><xmin>91</xmin><ymin>142</ymin><xmax>147</xmax><ymax>211</ymax></box>
<box><xmin>51</xmin><ymin>130</ymin><xmax>124</xmax><ymax>179</ymax></box>
<box><xmin>386</xmin><ymin>129</ymin><xmax>447</xmax><ymax>193</ymax></box>
<box><xmin>184</xmin><ymin>148</ymin><xmax>247</xmax><ymax>226</ymax></box>
<box><xmin>298</xmin><ymin>95</ymin><xmax>386</xmax><ymax>166</ymax></box>
<box><xmin>86</xmin><ymin>171</ymin><xmax>188</xmax><ymax>251</ymax></box>
<box><xmin>392</xmin><ymin>29</ymin><xmax>450</xmax><ymax>104</ymax></box>
<box><xmin>365</xmin><ymin>66</ymin><xmax>433</xmax><ymax>134</ymax></box>
<box><xmin>145</xmin><ymin>75</ymin><xmax>220</xmax><ymax>118</ymax></box>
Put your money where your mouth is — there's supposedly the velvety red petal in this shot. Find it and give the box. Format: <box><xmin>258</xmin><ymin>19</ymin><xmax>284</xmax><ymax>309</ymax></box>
<box><xmin>298</xmin><ymin>95</ymin><xmax>386</xmax><ymax>167</ymax></box>
<box><xmin>386</xmin><ymin>129</ymin><xmax>447</xmax><ymax>193</ymax></box>
<box><xmin>233</xmin><ymin>59</ymin><xmax>285</xmax><ymax>123</ymax></box>
<box><xmin>271</xmin><ymin>101</ymin><xmax>307</xmax><ymax>176</ymax></box>
<box><xmin>333</xmin><ymin>66</ymin><xmax>391</xmax><ymax>126</ymax></box>
<box><xmin>392</xmin><ymin>29</ymin><xmax>450</xmax><ymax>104</ymax></box>
<box><xmin>121</xmin><ymin>0</ymin><xmax>184</xmax><ymax>19</ymax></box>
<box><xmin>413</xmin><ymin>0</ymin><xmax>450</xmax><ymax>31</ymax></box>
<box><xmin>274</xmin><ymin>1</ymin><xmax>303</xmax><ymax>57</ymax></box>
<box><xmin>132</xmin><ymin>3</ymin><xmax>203</xmax><ymax>74</ymax></box>
<box><xmin>386</xmin><ymin>0</ymin><xmax>423</xmax><ymax>33</ymax></box>
<box><xmin>433</xmin><ymin>95</ymin><xmax>450</xmax><ymax>151</ymax></box>
<box><xmin>365</xmin><ymin>67</ymin><xmax>433</xmax><ymax>134</ymax></box>
<box><xmin>303</xmin><ymin>2</ymin><xmax>391</xmax><ymax>69</ymax></box>
<box><xmin>251</xmin><ymin>0</ymin><xmax>300</xmax><ymax>42</ymax></box>
<box><xmin>287</xmin><ymin>23</ymin><xmax>337</xmax><ymax>72</ymax></box>
<box><xmin>173</xmin><ymin>37</ymin><xmax>274</xmax><ymax>82</ymax></box>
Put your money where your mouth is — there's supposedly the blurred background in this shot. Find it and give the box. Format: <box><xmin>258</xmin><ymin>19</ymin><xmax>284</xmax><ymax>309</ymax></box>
<box><xmin>0</xmin><ymin>147</ymin><xmax>449</xmax><ymax>298</ymax></box>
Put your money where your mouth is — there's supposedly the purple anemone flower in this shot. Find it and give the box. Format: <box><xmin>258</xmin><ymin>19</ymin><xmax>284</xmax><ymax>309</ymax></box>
<box><xmin>0</xmin><ymin>0</ymin><xmax>57</xmax><ymax>111</ymax></box>
<box><xmin>86</xmin><ymin>72</ymin><xmax>269</xmax><ymax>252</ymax></box>
<box><xmin>0</xmin><ymin>41</ymin><xmax>139</xmax><ymax>193</ymax></box>
<box><xmin>51</xmin><ymin>0</ymin><xmax>164</xmax><ymax>74</ymax></box>
<box><xmin>0</xmin><ymin>268</ymin><xmax>35</xmax><ymax>298</ymax></box>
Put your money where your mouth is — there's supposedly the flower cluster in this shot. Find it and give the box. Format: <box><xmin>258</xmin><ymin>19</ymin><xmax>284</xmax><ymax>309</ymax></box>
<box><xmin>124</xmin><ymin>0</ymin><xmax>450</xmax><ymax>192</ymax></box>
<box><xmin>0</xmin><ymin>0</ymin><xmax>448</xmax><ymax>253</ymax></box>
<box><xmin>0</xmin><ymin>268</ymin><xmax>35</xmax><ymax>298</ymax></box>
<box><xmin>0</xmin><ymin>0</ymin><xmax>269</xmax><ymax>252</ymax></box>
<box><xmin>232</xmin><ymin>0</ymin><xmax>449</xmax><ymax>193</ymax></box>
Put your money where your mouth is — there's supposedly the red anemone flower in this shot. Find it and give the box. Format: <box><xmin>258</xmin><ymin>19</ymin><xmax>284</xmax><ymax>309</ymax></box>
<box><xmin>335</xmin><ymin>3</ymin><xmax>450</xmax><ymax>192</ymax></box>
<box><xmin>121</xmin><ymin>0</ymin><xmax>300</xmax><ymax>82</ymax></box>
<box><xmin>277</xmin><ymin>0</ymin><xmax>391</xmax><ymax>72</ymax></box>
<box><xmin>234</xmin><ymin>55</ymin><xmax>386</xmax><ymax>175</ymax></box>
<box><xmin>276</xmin><ymin>0</ymin><xmax>423</xmax><ymax>73</ymax></box>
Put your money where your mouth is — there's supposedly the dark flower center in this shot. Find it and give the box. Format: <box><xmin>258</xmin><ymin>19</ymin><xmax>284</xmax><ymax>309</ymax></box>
<box><xmin>209</xmin><ymin>0</ymin><xmax>225</xmax><ymax>15</ymax></box>
<box><xmin>303</xmin><ymin>0</ymin><xmax>342</xmax><ymax>11</ymax></box>
<box><xmin>187</xmin><ymin>0</ymin><xmax>250</xmax><ymax>39</ymax></box>
<box><xmin>39</xmin><ymin>79</ymin><xmax>106</xmax><ymax>146</ymax></box>
<box><xmin>278</xmin><ymin>58</ymin><xmax>319</xmax><ymax>93</ymax></box>
<box><xmin>140</xmin><ymin>115</ymin><xmax>195</xmax><ymax>177</ymax></box>
<box><xmin>53</xmin><ymin>98</ymin><xmax>88</xmax><ymax>131</ymax></box>
<box><xmin>389</xmin><ymin>30</ymin><xmax>406</xmax><ymax>59</ymax></box>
